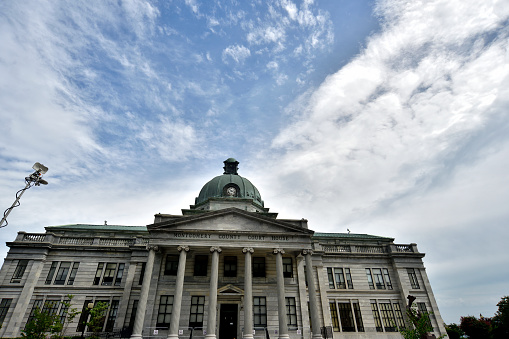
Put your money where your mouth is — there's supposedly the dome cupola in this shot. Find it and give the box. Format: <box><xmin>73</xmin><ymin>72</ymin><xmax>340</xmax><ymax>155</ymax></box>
<box><xmin>193</xmin><ymin>158</ymin><xmax>264</xmax><ymax>210</ymax></box>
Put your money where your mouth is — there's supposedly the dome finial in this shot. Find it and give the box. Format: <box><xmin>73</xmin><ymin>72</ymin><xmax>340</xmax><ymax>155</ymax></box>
<box><xmin>223</xmin><ymin>158</ymin><xmax>239</xmax><ymax>175</ymax></box>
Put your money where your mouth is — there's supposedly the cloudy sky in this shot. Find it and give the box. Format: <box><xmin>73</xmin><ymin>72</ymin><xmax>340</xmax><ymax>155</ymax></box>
<box><xmin>1</xmin><ymin>0</ymin><xmax>508</xmax><ymax>324</ymax></box>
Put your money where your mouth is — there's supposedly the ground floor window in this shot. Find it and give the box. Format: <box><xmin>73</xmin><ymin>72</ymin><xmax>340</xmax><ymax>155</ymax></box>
<box><xmin>329</xmin><ymin>302</ymin><xmax>340</xmax><ymax>331</ymax></box>
<box><xmin>157</xmin><ymin>295</ymin><xmax>174</xmax><ymax>327</ymax></box>
<box><xmin>189</xmin><ymin>296</ymin><xmax>205</xmax><ymax>328</ymax></box>
<box><xmin>285</xmin><ymin>297</ymin><xmax>297</xmax><ymax>327</ymax></box>
<box><xmin>75</xmin><ymin>297</ymin><xmax>119</xmax><ymax>333</ymax></box>
<box><xmin>330</xmin><ymin>300</ymin><xmax>364</xmax><ymax>332</ymax></box>
<box><xmin>253</xmin><ymin>297</ymin><xmax>267</xmax><ymax>327</ymax></box>
<box><xmin>371</xmin><ymin>299</ymin><xmax>405</xmax><ymax>332</ymax></box>
<box><xmin>0</xmin><ymin>299</ymin><xmax>12</xmax><ymax>326</ymax></box>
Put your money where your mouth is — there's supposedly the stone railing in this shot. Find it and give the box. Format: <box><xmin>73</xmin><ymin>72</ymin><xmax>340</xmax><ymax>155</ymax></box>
<box><xmin>394</xmin><ymin>244</ymin><xmax>414</xmax><ymax>252</ymax></box>
<box><xmin>59</xmin><ymin>237</ymin><xmax>94</xmax><ymax>245</ymax></box>
<box><xmin>15</xmin><ymin>232</ymin><xmax>147</xmax><ymax>248</ymax></box>
<box><xmin>98</xmin><ymin>238</ymin><xmax>135</xmax><ymax>246</ymax></box>
<box><xmin>322</xmin><ymin>245</ymin><xmax>352</xmax><ymax>253</ymax></box>
<box><xmin>22</xmin><ymin>233</ymin><xmax>46</xmax><ymax>242</ymax></box>
<box><xmin>321</xmin><ymin>243</ymin><xmax>418</xmax><ymax>254</ymax></box>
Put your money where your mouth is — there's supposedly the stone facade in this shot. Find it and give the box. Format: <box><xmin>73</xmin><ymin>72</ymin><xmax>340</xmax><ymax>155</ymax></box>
<box><xmin>0</xmin><ymin>160</ymin><xmax>448</xmax><ymax>339</ymax></box>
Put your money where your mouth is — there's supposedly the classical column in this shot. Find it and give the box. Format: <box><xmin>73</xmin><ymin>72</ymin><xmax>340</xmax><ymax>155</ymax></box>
<box><xmin>274</xmin><ymin>248</ymin><xmax>290</xmax><ymax>339</ymax></box>
<box><xmin>303</xmin><ymin>250</ymin><xmax>323</xmax><ymax>339</ymax></box>
<box><xmin>205</xmin><ymin>246</ymin><xmax>221</xmax><ymax>339</ymax></box>
<box><xmin>131</xmin><ymin>245</ymin><xmax>158</xmax><ymax>339</ymax></box>
<box><xmin>243</xmin><ymin>247</ymin><xmax>254</xmax><ymax>339</ymax></box>
<box><xmin>168</xmin><ymin>245</ymin><xmax>189</xmax><ymax>339</ymax></box>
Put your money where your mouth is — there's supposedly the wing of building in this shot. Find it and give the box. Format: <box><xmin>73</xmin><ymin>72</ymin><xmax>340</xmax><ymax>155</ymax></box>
<box><xmin>0</xmin><ymin>158</ymin><xmax>448</xmax><ymax>339</ymax></box>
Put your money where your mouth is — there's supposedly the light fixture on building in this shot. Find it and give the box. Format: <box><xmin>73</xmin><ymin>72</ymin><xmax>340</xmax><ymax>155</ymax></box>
<box><xmin>0</xmin><ymin>162</ymin><xmax>49</xmax><ymax>228</ymax></box>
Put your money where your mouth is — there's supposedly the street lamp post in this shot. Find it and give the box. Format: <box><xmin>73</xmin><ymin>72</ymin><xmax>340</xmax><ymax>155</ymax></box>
<box><xmin>0</xmin><ymin>162</ymin><xmax>49</xmax><ymax>228</ymax></box>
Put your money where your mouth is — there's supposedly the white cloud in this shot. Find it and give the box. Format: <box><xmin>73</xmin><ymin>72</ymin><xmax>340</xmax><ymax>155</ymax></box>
<box><xmin>222</xmin><ymin>44</ymin><xmax>251</xmax><ymax>64</ymax></box>
<box><xmin>260</xmin><ymin>0</ymin><xmax>509</xmax><ymax>322</ymax></box>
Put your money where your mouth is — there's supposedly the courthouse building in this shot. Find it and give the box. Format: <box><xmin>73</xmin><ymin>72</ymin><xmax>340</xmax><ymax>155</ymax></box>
<box><xmin>0</xmin><ymin>158</ymin><xmax>448</xmax><ymax>338</ymax></box>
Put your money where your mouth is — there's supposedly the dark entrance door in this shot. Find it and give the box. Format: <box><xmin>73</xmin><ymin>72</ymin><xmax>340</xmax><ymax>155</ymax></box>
<box><xmin>219</xmin><ymin>304</ymin><xmax>237</xmax><ymax>339</ymax></box>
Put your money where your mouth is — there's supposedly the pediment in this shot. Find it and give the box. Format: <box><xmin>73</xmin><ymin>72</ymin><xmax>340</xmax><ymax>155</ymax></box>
<box><xmin>148</xmin><ymin>208</ymin><xmax>312</xmax><ymax>235</ymax></box>
<box><xmin>218</xmin><ymin>284</ymin><xmax>243</xmax><ymax>295</ymax></box>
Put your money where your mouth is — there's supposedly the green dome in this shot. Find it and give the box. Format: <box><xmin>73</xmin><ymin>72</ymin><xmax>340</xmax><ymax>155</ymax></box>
<box><xmin>195</xmin><ymin>159</ymin><xmax>264</xmax><ymax>207</ymax></box>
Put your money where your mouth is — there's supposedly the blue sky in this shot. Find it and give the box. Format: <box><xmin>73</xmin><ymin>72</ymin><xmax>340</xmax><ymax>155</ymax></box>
<box><xmin>1</xmin><ymin>0</ymin><xmax>509</xmax><ymax>325</ymax></box>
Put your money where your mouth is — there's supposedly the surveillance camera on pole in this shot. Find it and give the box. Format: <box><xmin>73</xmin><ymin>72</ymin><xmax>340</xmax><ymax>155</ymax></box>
<box><xmin>0</xmin><ymin>162</ymin><xmax>49</xmax><ymax>228</ymax></box>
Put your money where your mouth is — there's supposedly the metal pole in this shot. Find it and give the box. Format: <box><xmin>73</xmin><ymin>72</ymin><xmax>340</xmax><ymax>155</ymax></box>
<box><xmin>0</xmin><ymin>181</ymin><xmax>31</xmax><ymax>228</ymax></box>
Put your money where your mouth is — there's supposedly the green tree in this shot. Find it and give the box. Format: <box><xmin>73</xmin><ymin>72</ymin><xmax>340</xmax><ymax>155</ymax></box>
<box><xmin>21</xmin><ymin>304</ymin><xmax>61</xmax><ymax>339</ymax></box>
<box><xmin>492</xmin><ymin>296</ymin><xmax>509</xmax><ymax>339</ymax></box>
<box><xmin>445</xmin><ymin>323</ymin><xmax>464</xmax><ymax>339</ymax></box>
<box><xmin>54</xmin><ymin>295</ymin><xmax>81</xmax><ymax>339</ymax></box>
<box><xmin>400</xmin><ymin>305</ymin><xmax>445</xmax><ymax>339</ymax></box>
<box><xmin>86</xmin><ymin>302</ymin><xmax>109</xmax><ymax>338</ymax></box>
<box><xmin>460</xmin><ymin>315</ymin><xmax>491</xmax><ymax>339</ymax></box>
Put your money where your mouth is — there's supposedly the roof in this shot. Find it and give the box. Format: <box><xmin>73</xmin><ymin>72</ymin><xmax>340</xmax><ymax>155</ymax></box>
<box><xmin>194</xmin><ymin>159</ymin><xmax>264</xmax><ymax>207</ymax></box>
<box><xmin>312</xmin><ymin>232</ymin><xmax>394</xmax><ymax>241</ymax></box>
<box><xmin>45</xmin><ymin>224</ymin><xmax>148</xmax><ymax>232</ymax></box>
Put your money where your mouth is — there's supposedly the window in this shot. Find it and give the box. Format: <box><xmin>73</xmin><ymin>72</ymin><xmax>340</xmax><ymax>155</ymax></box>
<box><xmin>329</xmin><ymin>302</ymin><xmax>340</xmax><ymax>331</ymax></box>
<box><xmin>283</xmin><ymin>258</ymin><xmax>293</xmax><ymax>278</ymax></box>
<box><xmin>334</xmin><ymin>269</ymin><xmax>346</xmax><ymax>289</ymax></box>
<box><xmin>27</xmin><ymin>299</ymin><xmax>44</xmax><ymax>326</ymax></box>
<box><xmin>366</xmin><ymin>268</ymin><xmax>392</xmax><ymax>290</ymax></box>
<box><xmin>0</xmin><ymin>299</ymin><xmax>12</xmax><ymax>326</ymax></box>
<box><xmin>417</xmin><ymin>302</ymin><xmax>433</xmax><ymax>329</ymax></box>
<box><xmin>46</xmin><ymin>262</ymin><xmax>80</xmax><ymax>285</ymax></box>
<box><xmin>138</xmin><ymin>263</ymin><xmax>146</xmax><ymax>285</ymax></box>
<box><xmin>128</xmin><ymin>300</ymin><xmax>138</xmax><ymax>330</ymax></box>
<box><xmin>105</xmin><ymin>298</ymin><xmax>119</xmax><ymax>332</ymax></box>
<box><xmin>58</xmin><ymin>299</ymin><xmax>69</xmax><ymax>324</ymax></box>
<box><xmin>407</xmin><ymin>268</ymin><xmax>420</xmax><ymax>289</ymax></box>
<box><xmin>189</xmin><ymin>296</ymin><xmax>205</xmax><ymax>328</ymax></box>
<box><xmin>370</xmin><ymin>301</ymin><xmax>383</xmax><ymax>332</ymax></box>
<box><xmin>43</xmin><ymin>300</ymin><xmax>60</xmax><ymax>316</ymax></box>
<box><xmin>165</xmin><ymin>255</ymin><xmax>179</xmax><ymax>275</ymax></box>
<box><xmin>379</xmin><ymin>302</ymin><xmax>397</xmax><ymax>332</ymax></box>
<box><xmin>327</xmin><ymin>267</ymin><xmax>354</xmax><ymax>289</ymax></box>
<box><xmin>103</xmin><ymin>263</ymin><xmax>117</xmax><ymax>285</ymax></box>
<box><xmin>68</xmin><ymin>263</ymin><xmax>80</xmax><ymax>285</ymax></box>
<box><xmin>76</xmin><ymin>299</ymin><xmax>93</xmax><ymax>332</ymax></box>
<box><xmin>353</xmin><ymin>302</ymin><xmax>364</xmax><ymax>332</ymax></box>
<box><xmin>383</xmin><ymin>269</ymin><xmax>393</xmax><ymax>289</ymax></box>
<box><xmin>91</xmin><ymin>300</ymin><xmax>109</xmax><ymax>331</ymax></box>
<box><xmin>327</xmin><ymin>268</ymin><xmax>335</xmax><ymax>289</ymax></box>
<box><xmin>338</xmin><ymin>302</ymin><xmax>355</xmax><ymax>332</ymax></box>
<box><xmin>345</xmin><ymin>269</ymin><xmax>354</xmax><ymax>289</ymax></box>
<box><xmin>11</xmin><ymin>259</ymin><xmax>28</xmax><ymax>283</ymax></box>
<box><xmin>330</xmin><ymin>301</ymin><xmax>364</xmax><ymax>332</ymax></box>
<box><xmin>157</xmin><ymin>295</ymin><xmax>174</xmax><ymax>327</ymax></box>
<box><xmin>393</xmin><ymin>302</ymin><xmax>405</xmax><ymax>329</ymax></box>
<box><xmin>253</xmin><ymin>257</ymin><xmax>265</xmax><ymax>277</ymax></box>
<box><xmin>285</xmin><ymin>297</ymin><xmax>297</xmax><ymax>327</ymax></box>
<box><xmin>366</xmin><ymin>269</ymin><xmax>374</xmax><ymax>289</ymax></box>
<box><xmin>373</xmin><ymin>269</ymin><xmax>385</xmax><ymax>289</ymax></box>
<box><xmin>93</xmin><ymin>263</ymin><xmax>125</xmax><ymax>286</ymax></box>
<box><xmin>194</xmin><ymin>255</ymin><xmax>208</xmax><ymax>276</ymax></box>
<box><xmin>115</xmin><ymin>264</ymin><xmax>125</xmax><ymax>286</ymax></box>
<box><xmin>224</xmin><ymin>256</ymin><xmax>237</xmax><ymax>277</ymax></box>
<box><xmin>253</xmin><ymin>297</ymin><xmax>267</xmax><ymax>327</ymax></box>
<box><xmin>45</xmin><ymin>262</ymin><xmax>58</xmax><ymax>284</ymax></box>
<box><xmin>54</xmin><ymin>262</ymin><xmax>71</xmax><ymax>285</ymax></box>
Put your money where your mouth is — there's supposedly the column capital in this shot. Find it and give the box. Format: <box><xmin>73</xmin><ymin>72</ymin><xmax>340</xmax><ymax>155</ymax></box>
<box><xmin>178</xmin><ymin>245</ymin><xmax>190</xmax><ymax>252</ymax></box>
<box><xmin>273</xmin><ymin>248</ymin><xmax>285</xmax><ymax>255</ymax></box>
<box><xmin>243</xmin><ymin>247</ymin><xmax>254</xmax><ymax>254</ymax></box>
<box><xmin>146</xmin><ymin>245</ymin><xmax>159</xmax><ymax>252</ymax></box>
<box><xmin>210</xmin><ymin>246</ymin><xmax>222</xmax><ymax>253</ymax></box>
<box><xmin>302</xmin><ymin>249</ymin><xmax>313</xmax><ymax>255</ymax></box>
